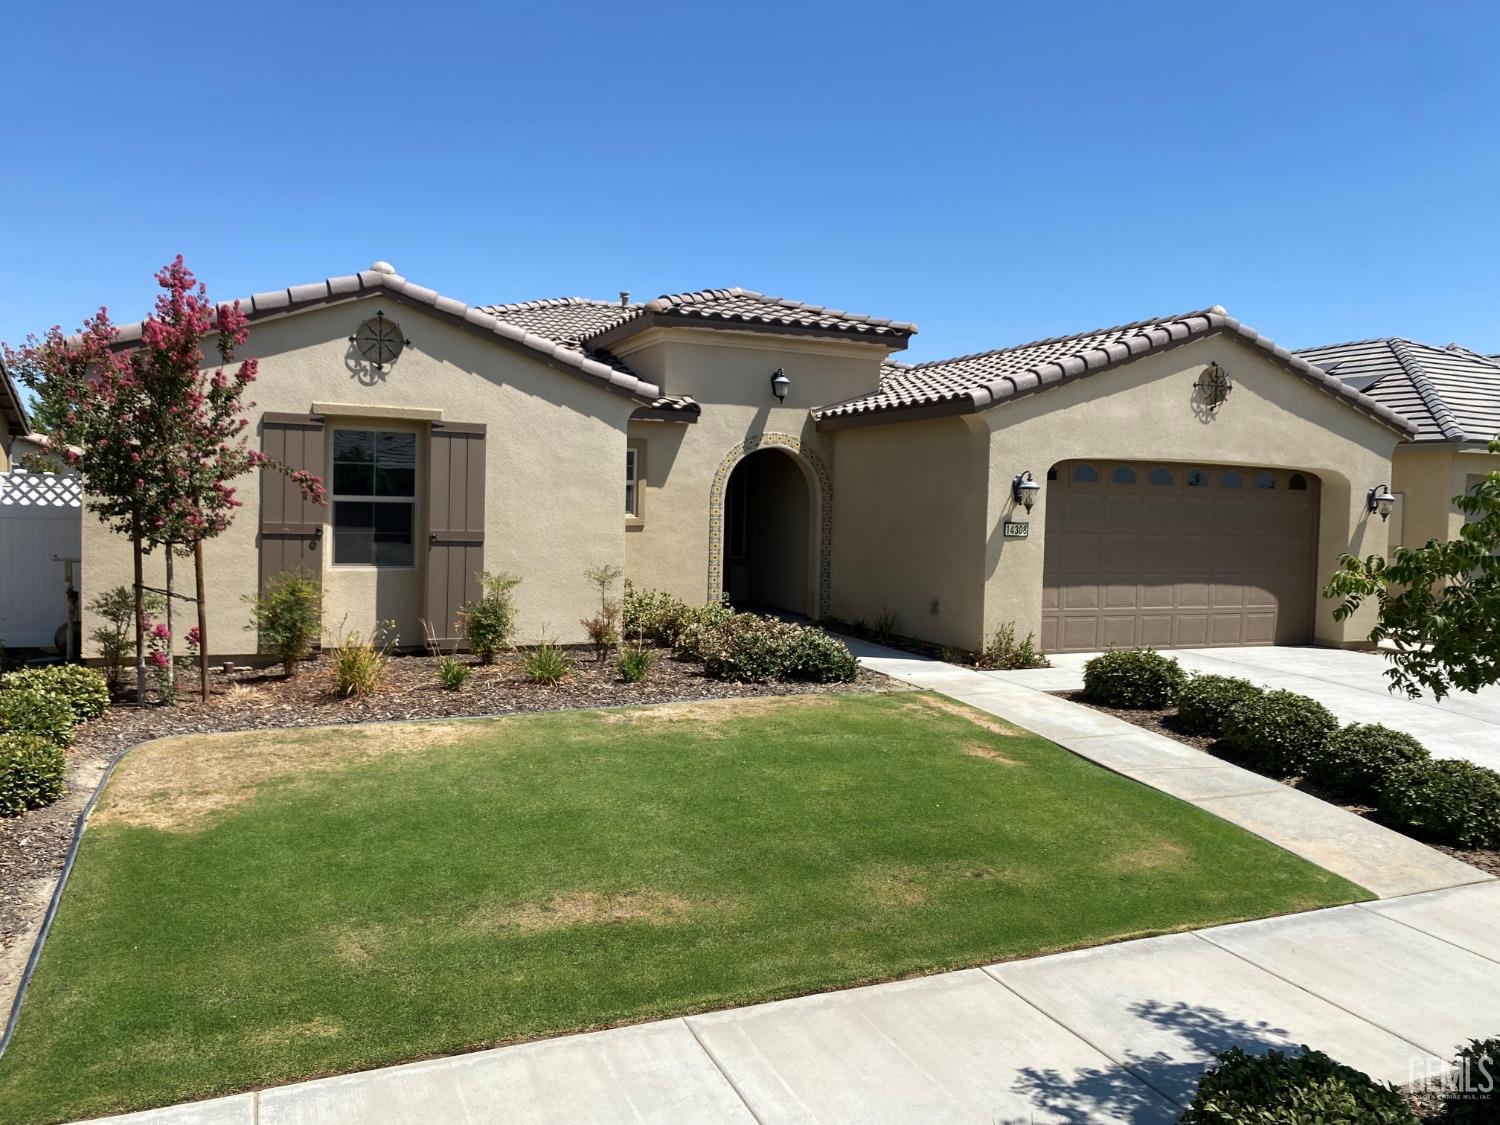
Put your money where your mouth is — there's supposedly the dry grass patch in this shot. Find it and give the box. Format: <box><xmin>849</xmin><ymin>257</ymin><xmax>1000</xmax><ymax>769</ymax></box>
<box><xmin>961</xmin><ymin>742</ymin><xmax>1022</xmax><ymax>764</ymax></box>
<box><xmin>93</xmin><ymin>722</ymin><xmax>473</xmax><ymax>833</ymax></box>
<box><xmin>1106</xmin><ymin>840</ymin><xmax>1191</xmax><ymax>873</ymax></box>
<box><xmin>248</xmin><ymin>1019</ymin><xmax>343</xmax><ymax>1049</ymax></box>
<box><xmin>599</xmin><ymin>694</ymin><xmax>840</xmax><ymax>732</ymax></box>
<box><xmin>903</xmin><ymin>694</ymin><xmax>1025</xmax><ymax>738</ymax></box>
<box><xmin>471</xmin><ymin>890</ymin><xmax>710</xmax><ymax>933</ymax></box>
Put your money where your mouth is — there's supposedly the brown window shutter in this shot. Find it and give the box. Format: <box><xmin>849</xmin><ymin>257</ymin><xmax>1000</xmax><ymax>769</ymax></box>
<box><xmin>259</xmin><ymin>413</ymin><xmax>326</xmax><ymax>595</ymax></box>
<box><xmin>426</xmin><ymin>422</ymin><xmax>486</xmax><ymax>644</ymax></box>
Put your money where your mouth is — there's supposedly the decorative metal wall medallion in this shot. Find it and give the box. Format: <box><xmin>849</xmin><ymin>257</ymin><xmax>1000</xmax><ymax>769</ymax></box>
<box><xmin>350</xmin><ymin>310</ymin><xmax>410</xmax><ymax>369</ymax></box>
<box><xmin>1194</xmin><ymin>362</ymin><xmax>1232</xmax><ymax>413</ymax></box>
<box><xmin>707</xmin><ymin>432</ymin><xmax>832</xmax><ymax>617</ymax></box>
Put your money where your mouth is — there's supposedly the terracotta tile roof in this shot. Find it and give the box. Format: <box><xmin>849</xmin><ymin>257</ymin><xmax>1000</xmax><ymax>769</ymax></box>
<box><xmin>476</xmin><ymin>297</ymin><xmax>639</xmax><ymax>351</ymax></box>
<box><xmin>1297</xmin><ymin>338</ymin><xmax>1500</xmax><ymax>443</ymax></box>
<box><xmin>582</xmin><ymin>287</ymin><xmax>917</xmax><ymax>348</ymax></box>
<box><xmin>103</xmin><ymin>265</ymin><xmax>661</xmax><ymax>402</ymax></box>
<box><xmin>814</xmin><ymin>308</ymin><xmax>1417</xmax><ymax>436</ymax></box>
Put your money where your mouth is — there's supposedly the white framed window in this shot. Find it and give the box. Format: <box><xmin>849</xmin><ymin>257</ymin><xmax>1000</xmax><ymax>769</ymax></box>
<box><xmin>331</xmin><ymin>429</ymin><xmax>416</xmax><ymax>567</ymax></box>
<box><xmin>625</xmin><ymin>447</ymin><xmax>639</xmax><ymax>517</ymax></box>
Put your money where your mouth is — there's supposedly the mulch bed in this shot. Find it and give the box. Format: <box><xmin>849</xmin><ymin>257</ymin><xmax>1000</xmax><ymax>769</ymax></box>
<box><xmin>1056</xmin><ymin>690</ymin><xmax>1500</xmax><ymax>879</ymax></box>
<box><xmin>0</xmin><ymin>649</ymin><xmax>893</xmax><ymax>955</ymax></box>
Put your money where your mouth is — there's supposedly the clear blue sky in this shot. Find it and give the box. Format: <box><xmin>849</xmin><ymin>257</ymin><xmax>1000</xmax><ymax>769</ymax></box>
<box><xmin>2</xmin><ymin>0</ymin><xmax>1496</xmax><ymax>372</ymax></box>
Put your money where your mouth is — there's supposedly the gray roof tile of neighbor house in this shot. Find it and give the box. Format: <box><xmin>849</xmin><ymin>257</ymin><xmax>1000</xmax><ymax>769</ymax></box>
<box><xmin>1296</xmin><ymin>338</ymin><xmax>1500</xmax><ymax>443</ymax></box>
<box><xmin>580</xmin><ymin>287</ymin><xmax>918</xmax><ymax>349</ymax></box>
<box><xmin>1</xmin><ymin>360</ymin><xmax>30</xmax><ymax>436</ymax></box>
<box><xmin>814</xmin><ymin>308</ymin><xmax>1417</xmax><ymax>436</ymax></box>
<box><xmin>103</xmin><ymin>265</ymin><xmax>663</xmax><ymax>402</ymax></box>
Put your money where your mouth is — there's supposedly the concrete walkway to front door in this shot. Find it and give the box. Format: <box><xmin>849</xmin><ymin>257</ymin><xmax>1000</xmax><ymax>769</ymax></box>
<box><xmin>845</xmin><ymin>639</ymin><xmax>1490</xmax><ymax>899</ymax></box>
<box><xmin>999</xmin><ymin>646</ymin><xmax>1500</xmax><ymax>772</ymax></box>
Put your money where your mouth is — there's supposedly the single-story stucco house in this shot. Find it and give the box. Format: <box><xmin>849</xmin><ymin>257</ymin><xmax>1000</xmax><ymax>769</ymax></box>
<box><xmin>1297</xmin><ymin>337</ymin><xmax>1500</xmax><ymax>555</ymax></box>
<box><xmin>80</xmin><ymin>262</ymin><xmax>1453</xmax><ymax>659</ymax></box>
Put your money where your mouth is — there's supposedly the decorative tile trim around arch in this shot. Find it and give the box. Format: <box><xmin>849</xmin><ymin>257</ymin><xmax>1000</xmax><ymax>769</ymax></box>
<box><xmin>707</xmin><ymin>432</ymin><xmax>832</xmax><ymax>618</ymax></box>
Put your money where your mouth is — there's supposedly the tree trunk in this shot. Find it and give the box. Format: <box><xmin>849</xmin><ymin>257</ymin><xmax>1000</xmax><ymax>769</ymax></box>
<box><xmin>132</xmin><ymin>526</ymin><xmax>146</xmax><ymax>706</ymax></box>
<box><xmin>194</xmin><ymin>539</ymin><xmax>209</xmax><ymax>703</ymax></box>
<box><xmin>164</xmin><ymin>544</ymin><xmax>176</xmax><ymax>692</ymax></box>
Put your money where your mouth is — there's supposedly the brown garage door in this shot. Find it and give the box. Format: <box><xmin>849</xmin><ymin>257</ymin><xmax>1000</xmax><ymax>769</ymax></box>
<box><xmin>1041</xmin><ymin>461</ymin><xmax>1318</xmax><ymax>653</ymax></box>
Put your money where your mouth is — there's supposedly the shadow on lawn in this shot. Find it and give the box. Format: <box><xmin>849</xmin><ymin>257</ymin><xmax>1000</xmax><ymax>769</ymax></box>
<box><xmin>1010</xmin><ymin>999</ymin><xmax>1302</xmax><ymax>1121</ymax></box>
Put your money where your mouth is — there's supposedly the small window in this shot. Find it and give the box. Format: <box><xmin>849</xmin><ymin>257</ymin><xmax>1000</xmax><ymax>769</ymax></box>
<box><xmin>1255</xmin><ymin>471</ymin><xmax>1276</xmax><ymax>489</ymax></box>
<box><xmin>1221</xmin><ymin>470</ymin><xmax>1243</xmax><ymax>489</ymax></box>
<box><xmin>1149</xmin><ymin>467</ymin><xmax>1174</xmax><ymax>486</ymax></box>
<box><xmin>1111</xmin><ymin>465</ymin><xmax>1137</xmax><ymax>485</ymax></box>
<box><xmin>1072</xmin><ymin>463</ymin><xmax>1098</xmax><ymax>483</ymax></box>
<box><xmin>1289</xmin><ymin>473</ymin><xmax>1309</xmax><ymax>491</ymax></box>
<box><xmin>1186</xmin><ymin>468</ymin><xmax>1209</xmax><ymax>487</ymax></box>
<box><xmin>625</xmin><ymin>448</ymin><xmax>639</xmax><ymax>517</ymax></box>
<box><xmin>332</xmin><ymin>430</ymin><xmax>416</xmax><ymax>567</ymax></box>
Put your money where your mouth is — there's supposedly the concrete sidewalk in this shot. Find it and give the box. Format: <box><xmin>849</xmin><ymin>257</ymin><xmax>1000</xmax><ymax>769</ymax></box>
<box><xmin>92</xmin><ymin>883</ymin><xmax>1500</xmax><ymax>1125</ymax></box>
<box><xmin>844</xmin><ymin>640</ymin><xmax>1490</xmax><ymax>899</ymax></box>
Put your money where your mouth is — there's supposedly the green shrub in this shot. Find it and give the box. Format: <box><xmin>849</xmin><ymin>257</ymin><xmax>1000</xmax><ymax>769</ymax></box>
<box><xmin>0</xmin><ymin>734</ymin><xmax>66</xmax><ymax>817</ymax></box>
<box><xmin>1081</xmin><ymin>648</ymin><xmax>1185</xmax><ymax>709</ymax></box>
<box><xmin>622</xmin><ymin>584</ymin><xmax>689</xmax><ymax>646</ymax></box>
<box><xmin>1304</xmin><ymin>723</ymin><xmax>1430</xmax><ymax>804</ymax></box>
<box><xmin>87</xmin><ymin>585</ymin><xmax>165</xmax><ymax>691</ymax></box>
<box><xmin>1174</xmin><ymin>675</ymin><xmax>1265</xmax><ymax>738</ymax></box>
<box><xmin>524</xmin><ymin>637</ymin><xmax>572</xmax><ymax>685</ymax></box>
<box><xmin>976</xmin><ymin>623</ymin><xmax>1048</xmax><ymax>670</ymax></box>
<box><xmin>1441</xmin><ymin>1037</ymin><xmax>1500</xmax><ymax>1123</ymax></box>
<box><xmin>696</xmin><ymin>615</ymin><xmax>859</xmax><ymax>684</ymax></box>
<box><xmin>1180</xmin><ymin>1045</ymin><xmax>1416</xmax><ymax>1124</ymax></box>
<box><xmin>1379</xmin><ymin>759</ymin><xmax>1500</xmax><ymax>850</ymax></box>
<box><xmin>329</xmin><ymin>623</ymin><xmax>393</xmax><ymax>700</ymax></box>
<box><xmin>672</xmin><ymin>598</ymin><xmax>737</xmax><ymax>662</ymax></box>
<box><xmin>437</xmin><ymin>656</ymin><xmax>470</xmax><ymax>691</ymax></box>
<box><xmin>462</xmin><ymin>571</ymin><xmax>522</xmax><ymax>664</ymax></box>
<box><xmin>616</xmin><ymin>647</ymin><xmax>655</xmax><ymax>684</ymax></box>
<box><xmin>779</xmin><ymin>626</ymin><xmax>859</xmax><ymax>682</ymax></box>
<box><xmin>2</xmin><ymin>665</ymin><xmax>110</xmax><ymax>724</ymax></box>
<box><xmin>1219</xmin><ymin>690</ymin><xmax>1338</xmax><ymax>779</ymax></box>
<box><xmin>245</xmin><ymin>569</ymin><xmax>322</xmax><ymax>677</ymax></box>
<box><xmin>0</xmin><ymin>686</ymin><xmax>76</xmax><ymax>748</ymax></box>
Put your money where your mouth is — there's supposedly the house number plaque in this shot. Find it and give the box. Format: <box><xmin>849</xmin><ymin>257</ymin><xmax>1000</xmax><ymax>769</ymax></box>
<box><xmin>1003</xmin><ymin>521</ymin><xmax>1030</xmax><ymax>539</ymax></box>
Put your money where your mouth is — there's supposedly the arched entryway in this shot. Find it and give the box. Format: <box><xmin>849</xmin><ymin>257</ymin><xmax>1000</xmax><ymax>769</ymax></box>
<box><xmin>707</xmin><ymin>434</ymin><xmax>831</xmax><ymax>619</ymax></box>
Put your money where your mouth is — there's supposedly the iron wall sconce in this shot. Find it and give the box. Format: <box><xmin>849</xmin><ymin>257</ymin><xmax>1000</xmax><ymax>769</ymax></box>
<box><xmin>1367</xmin><ymin>484</ymin><xmax>1396</xmax><ymax>522</ymax></box>
<box><xmin>771</xmin><ymin>368</ymin><xmax>790</xmax><ymax>403</ymax></box>
<box><xmin>1012</xmin><ymin>471</ymin><xmax>1041</xmax><ymax>513</ymax></box>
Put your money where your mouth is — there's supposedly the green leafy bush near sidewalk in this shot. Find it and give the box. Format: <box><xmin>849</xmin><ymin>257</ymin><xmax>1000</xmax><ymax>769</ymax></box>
<box><xmin>0</xmin><ymin>686</ymin><xmax>76</xmax><ymax>748</ymax></box>
<box><xmin>1081</xmin><ymin>648</ymin><xmax>1185</xmax><ymax>709</ymax></box>
<box><xmin>1304</xmin><ymin>723</ymin><xmax>1429</xmax><ymax>805</ymax></box>
<box><xmin>2</xmin><ymin>665</ymin><xmax>110</xmax><ymax>724</ymax></box>
<box><xmin>1180</xmin><ymin>1045</ymin><xmax>1416</xmax><ymax>1124</ymax></box>
<box><xmin>0</xmin><ymin>734</ymin><xmax>66</xmax><ymax>816</ymax></box>
<box><xmin>1219</xmin><ymin>690</ymin><xmax>1337</xmax><ymax>779</ymax></box>
<box><xmin>1379</xmin><ymin>758</ymin><xmax>1500</xmax><ymax>850</ymax></box>
<box><xmin>1174</xmin><ymin>675</ymin><xmax>1264</xmax><ymax>738</ymax></box>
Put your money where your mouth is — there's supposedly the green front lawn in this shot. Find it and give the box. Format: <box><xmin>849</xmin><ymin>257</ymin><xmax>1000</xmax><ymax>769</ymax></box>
<box><xmin>0</xmin><ymin>691</ymin><xmax>1366</xmax><ymax>1122</ymax></box>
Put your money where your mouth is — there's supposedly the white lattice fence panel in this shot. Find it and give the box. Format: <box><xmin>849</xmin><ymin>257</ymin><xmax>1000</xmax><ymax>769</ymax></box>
<box><xmin>0</xmin><ymin>470</ymin><xmax>82</xmax><ymax>507</ymax></box>
<box><xmin>0</xmin><ymin>471</ymin><xmax>81</xmax><ymax>647</ymax></box>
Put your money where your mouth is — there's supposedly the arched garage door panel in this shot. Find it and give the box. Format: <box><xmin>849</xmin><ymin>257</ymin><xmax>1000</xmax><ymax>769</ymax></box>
<box><xmin>1041</xmin><ymin>462</ymin><xmax>1318</xmax><ymax>653</ymax></box>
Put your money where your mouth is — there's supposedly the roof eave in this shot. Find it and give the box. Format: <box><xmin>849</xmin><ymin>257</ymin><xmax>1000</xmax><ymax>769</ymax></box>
<box><xmin>100</xmin><ymin>271</ymin><xmax>662</xmax><ymax>404</ymax></box>
<box><xmin>815</xmin><ymin>318</ymin><xmax>1418</xmax><ymax>438</ymax></box>
<box><xmin>586</xmin><ymin>310</ymin><xmax>914</xmax><ymax>353</ymax></box>
<box><xmin>1</xmin><ymin>360</ymin><xmax>31</xmax><ymax>436</ymax></box>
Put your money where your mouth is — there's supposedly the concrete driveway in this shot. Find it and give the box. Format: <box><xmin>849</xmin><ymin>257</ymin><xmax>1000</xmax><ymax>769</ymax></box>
<box><xmin>994</xmin><ymin>646</ymin><xmax>1500</xmax><ymax>772</ymax></box>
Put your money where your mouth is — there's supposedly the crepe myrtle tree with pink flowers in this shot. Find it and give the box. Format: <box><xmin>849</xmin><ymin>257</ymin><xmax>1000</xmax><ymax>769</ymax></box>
<box><xmin>4</xmin><ymin>257</ymin><xmax>325</xmax><ymax>703</ymax></box>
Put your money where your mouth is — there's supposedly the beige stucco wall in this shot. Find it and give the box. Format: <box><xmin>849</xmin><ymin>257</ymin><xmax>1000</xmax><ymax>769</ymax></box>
<box><xmin>826</xmin><ymin>415</ymin><xmax>990</xmax><ymax>649</ymax></box>
<box><xmin>619</xmin><ymin>327</ymin><xmax>891</xmax><ymax>616</ymax></box>
<box><xmin>80</xmin><ymin>295</ymin><xmax>636</xmax><ymax>658</ymax></box>
<box><xmin>974</xmin><ymin>334</ymin><xmax>1403</xmax><ymax>650</ymax></box>
<box><xmin>1390</xmin><ymin>445</ymin><xmax>1500</xmax><ymax>548</ymax></box>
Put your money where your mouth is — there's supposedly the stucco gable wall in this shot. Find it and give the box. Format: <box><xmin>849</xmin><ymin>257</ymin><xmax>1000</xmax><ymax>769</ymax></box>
<box><xmin>978</xmin><ymin>333</ymin><xmax>1403</xmax><ymax>648</ymax></box>
<box><xmin>620</xmin><ymin>331</ymin><xmax>887</xmax><ymax>611</ymax></box>
<box><xmin>81</xmin><ymin>295</ymin><xmax>636</xmax><ymax>658</ymax></box>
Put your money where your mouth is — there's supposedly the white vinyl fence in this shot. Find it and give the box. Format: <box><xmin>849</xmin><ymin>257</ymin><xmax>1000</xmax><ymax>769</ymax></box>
<box><xmin>0</xmin><ymin>471</ymin><xmax>82</xmax><ymax>649</ymax></box>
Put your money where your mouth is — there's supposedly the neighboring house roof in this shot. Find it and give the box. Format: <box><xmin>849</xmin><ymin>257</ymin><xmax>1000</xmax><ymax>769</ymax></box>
<box><xmin>1</xmin><ymin>361</ymin><xmax>30</xmax><ymax>437</ymax></box>
<box><xmin>1296</xmin><ymin>338</ymin><xmax>1500</xmax><ymax>444</ymax></box>
<box><xmin>582</xmin><ymin>288</ymin><xmax>917</xmax><ymax>351</ymax></box>
<box><xmin>813</xmin><ymin>307</ymin><xmax>1417</xmax><ymax>436</ymax></box>
<box><xmin>104</xmin><ymin>264</ymin><xmax>663</xmax><ymax>402</ymax></box>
